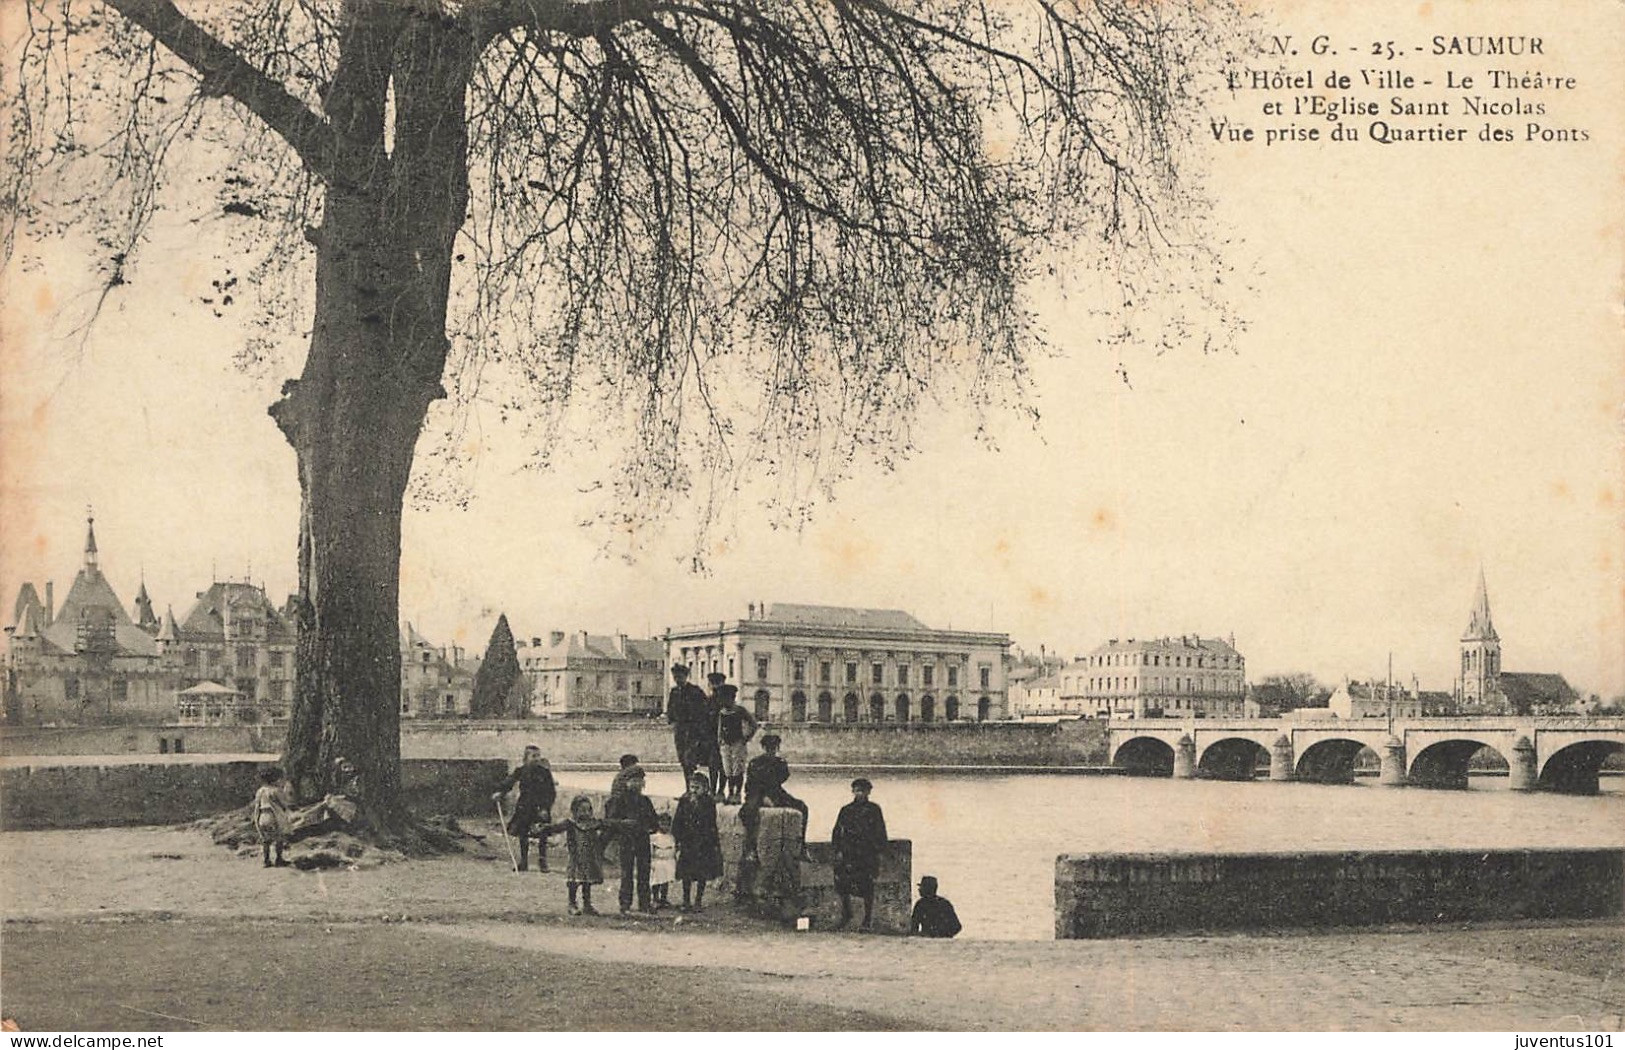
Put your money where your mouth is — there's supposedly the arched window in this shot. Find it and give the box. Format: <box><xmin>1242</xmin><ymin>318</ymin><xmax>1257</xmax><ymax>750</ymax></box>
<box><xmin>919</xmin><ymin>695</ymin><xmax>936</xmax><ymax>723</ymax></box>
<box><xmin>869</xmin><ymin>693</ymin><xmax>886</xmax><ymax>722</ymax></box>
<box><xmin>843</xmin><ymin>693</ymin><xmax>860</xmax><ymax>723</ymax></box>
<box><xmin>814</xmin><ymin>691</ymin><xmax>832</xmax><ymax>723</ymax></box>
<box><xmin>894</xmin><ymin>694</ymin><xmax>910</xmax><ymax>723</ymax></box>
<box><xmin>944</xmin><ymin>695</ymin><xmax>959</xmax><ymax>721</ymax></box>
<box><xmin>976</xmin><ymin>696</ymin><xmax>992</xmax><ymax>721</ymax></box>
<box><xmin>789</xmin><ymin>691</ymin><xmax>807</xmax><ymax>722</ymax></box>
<box><xmin>754</xmin><ymin>689</ymin><xmax>771</xmax><ymax>722</ymax></box>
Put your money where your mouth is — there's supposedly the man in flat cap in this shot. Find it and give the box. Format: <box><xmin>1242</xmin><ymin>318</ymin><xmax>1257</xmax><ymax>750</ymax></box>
<box><xmin>831</xmin><ymin>777</ymin><xmax>888</xmax><ymax>931</ymax></box>
<box><xmin>666</xmin><ymin>663</ymin><xmax>711</xmax><ymax>784</ymax></box>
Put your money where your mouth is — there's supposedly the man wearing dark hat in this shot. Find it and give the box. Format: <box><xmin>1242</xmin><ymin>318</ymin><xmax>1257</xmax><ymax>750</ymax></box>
<box><xmin>830</xmin><ymin>777</ymin><xmax>888</xmax><ymax>931</ymax></box>
<box><xmin>665</xmin><ymin>663</ymin><xmax>710</xmax><ymax>784</ymax></box>
<box><xmin>909</xmin><ymin>875</ymin><xmax>962</xmax><ymax>938</ymax></box>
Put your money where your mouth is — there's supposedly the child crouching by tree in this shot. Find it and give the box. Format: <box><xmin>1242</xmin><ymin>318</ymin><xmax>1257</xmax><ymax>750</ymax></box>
<box><xmin>539</xmin><ymin>795</ymin><xmax>610</xmax><ymax>915</ymax></box>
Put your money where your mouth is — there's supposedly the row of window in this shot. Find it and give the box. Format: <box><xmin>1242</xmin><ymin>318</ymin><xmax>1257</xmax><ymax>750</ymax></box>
<box><xmin>528</xmin><ymin>673</ymin><xmax>651</xmax><ymax>695</ymax></box>
<box><xmin>1072</xmin><ymin>675</ymin><xmax>1244</xmax><ymax>695</ymax></box>
<box><xmin>745</xmin><ymin>691</ymin><xmax>995</xmax><ymax>723</ymax></box>
<box><xmin>180</xmin><ymin>647</ymin><xmax>290</xmax><ymax>672</ymax></box>
<box><xmin>1089</xmin><ymin>651</ymin><xmax>1240</xmax><ymax>670</ymax></box>
<box><xmin>674</xmin><ymin>649</ymin><xmax>991</xmax><ymax>690</ymax></box>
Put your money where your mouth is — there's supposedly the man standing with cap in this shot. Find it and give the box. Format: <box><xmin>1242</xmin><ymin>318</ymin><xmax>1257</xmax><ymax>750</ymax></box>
<box><xmin>831</xmin><ymin>776</ymin><xmax>888</xmax><ymax>932</ymax></box>
<box><xmin>909</xmin><ymin>875</ymin><xmax>962</xmax><ymax>938</ymax></box>
<box><xmin>666</xmin><ymin>663</ymin><xmax>710</xmax><ymax>784</ymax></box>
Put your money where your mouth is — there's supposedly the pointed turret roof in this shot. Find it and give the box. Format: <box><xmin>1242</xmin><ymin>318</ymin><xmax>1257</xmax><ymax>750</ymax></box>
<box><xmin>133</xmin><ymin>578</ymin><xmax>158</xmax><ymax>631</ymax></box>
<box><xmin>11</xmin><ymin>601</ymin><xmax>44</xmax><ymax>640</ymax></box>
<box><xmin>156</xmin><ymin>605</ymin><xmax>179</xmax><ymax>643</ymax></box>
<box><xmin>11</xmin><ymin>582</ymin><xmax>42</xmax><ymax>631</ymax></box>
<box><xmin>1462</xmin><ymin>566</ymin><xmax>1497</xmax><ymax>642</ymax></box>
<box><xmin>84</xmin><ymin>512</ymin><xmax>99</xmax><ymax>565</ymax></box>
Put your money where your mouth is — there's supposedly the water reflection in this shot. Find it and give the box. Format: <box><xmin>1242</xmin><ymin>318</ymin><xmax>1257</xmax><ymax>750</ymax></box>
<box><xmin>559</xmin><ymin>770</ymin><xmax>1624</xmax><ymax>940</ymax></box>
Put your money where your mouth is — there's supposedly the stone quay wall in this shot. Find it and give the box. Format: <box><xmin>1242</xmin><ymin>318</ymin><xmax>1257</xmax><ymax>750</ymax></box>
<box><xmin>1055</xmin><ymin>848</ymin><xmax>1625</xmax><ymax>938</ymax></box>
<box><xmin>0</xmin><ymin>758</ymin><xmax>509</xmax><ymax>830</ymax></box>
<box><xmin>556</xmin><ymin>785</ymin><xmax>911</xmax><ymax>932</ymax></box>
<box><xmin>1</xmin><ymin>718</ymin><xmax>1109</xmax><ymax>768</ymax></box>
<box><xmin>404</xmin><ymin>719</ymin><xmax>1102</xmax><ymax>767</ymax></box>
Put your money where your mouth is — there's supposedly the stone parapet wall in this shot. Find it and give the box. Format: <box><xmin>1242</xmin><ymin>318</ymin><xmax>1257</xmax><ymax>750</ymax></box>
<box><xmin>0</xmin><ymin>724</ymin><xmax>285</xmax><ymax>757</ymax></box>
<box><xmin>1055</xmin><ymin>848</ymin><xmax>1625</xmax><ymax>938</ymax></box>
<box><xmin>1</xmin><ymin>758</ymin><xmax>509</xmax><ymax>830</ymax></box>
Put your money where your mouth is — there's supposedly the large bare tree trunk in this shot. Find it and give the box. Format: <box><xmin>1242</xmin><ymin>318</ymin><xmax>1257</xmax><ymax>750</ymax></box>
<box><xmin>269</xmin><ymin>14</ymin><xmax>473</xmax><ymax>825</ymax></box>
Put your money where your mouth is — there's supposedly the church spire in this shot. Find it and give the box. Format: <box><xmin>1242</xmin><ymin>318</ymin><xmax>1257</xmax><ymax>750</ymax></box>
<box><xmin>1463</xmin><ymin>565</ymin><xmax>1496</xmax><ymax>641</ymax></box>
<box><xmin>83</xmin><ymin>507</ymin><xmax>99</xmax><ymax>572</ymax></box>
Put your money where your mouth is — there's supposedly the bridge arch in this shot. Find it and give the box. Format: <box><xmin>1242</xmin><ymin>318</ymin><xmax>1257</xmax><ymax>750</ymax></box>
<box><xmin>1112</xmin><ymin>735</ymin><xmax>1176</xmax><ymax>777</ymax></box>
<box><xmin>1538</xmin><ymin>740</ymin><xmax>1625</xmax><ymax>795</ymax></box>
<box><xmin>1407</xmin><ymin>738</ymin><xmax>1510</xmax><ymax>790</ymax></box>
<box><xmin>1196</xmin><ymin>737</ymin><xmax>1271</xmax><ymax>781</ymax></box>
<box><xmin>1295</xmin><ymin>738</ymin><xmax>1373</xmax><ymax>785</ymax></box>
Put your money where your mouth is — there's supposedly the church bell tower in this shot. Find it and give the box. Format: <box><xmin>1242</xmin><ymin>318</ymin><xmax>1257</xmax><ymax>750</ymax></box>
<box><xmin>1459</xmin><ymin>567</ymin><xmax>1501</xmax><ymax>707</ymax></box>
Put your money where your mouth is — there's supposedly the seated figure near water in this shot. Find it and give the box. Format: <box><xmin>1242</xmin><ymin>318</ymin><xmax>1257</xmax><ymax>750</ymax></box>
<box><xmin>909</xmin><ymin>875</ymin><xmax>962</xmax><ymax>938</ymax></box>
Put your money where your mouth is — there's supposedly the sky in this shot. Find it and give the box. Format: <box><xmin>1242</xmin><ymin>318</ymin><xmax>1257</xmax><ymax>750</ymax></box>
<box><xmin>2</xmin><ymin>0</ymin><xmax>1621</xmax><ymax>698</ymax></box>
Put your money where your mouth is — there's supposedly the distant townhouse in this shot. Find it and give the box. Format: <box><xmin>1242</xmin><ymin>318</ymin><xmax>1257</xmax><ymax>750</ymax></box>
<box><xmin>1065</xmin><ymin>635</ymin><xmax>1247</xmax><ymax>719</ymax></box>
<box><xmin>518</xmin><ymin>630</ymin><xmax>665</xmax><ymax>716</ymax></box>
<box><xmin>1325</xmin><ymin>678</ymin><xmax>1423</xmax><ymax>720</ymax></box>
<box><xmin>164</xmin><ymin>580</ymin><xmax>297</xmax><ymax>725</ymax></box>
<box><xmin>664</xmin><ymin>603</ymin><xmax>1011</xmax><ymax>724</ymax></box>
<box><xmin>400</xmin><ymin>622</ymin><xmax>476</xmax><ymax>718</ymax></box>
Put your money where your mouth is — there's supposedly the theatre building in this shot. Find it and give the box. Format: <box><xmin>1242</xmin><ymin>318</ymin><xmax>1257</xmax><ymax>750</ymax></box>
<box><xmin>664</xmin><ymin>603</ymin><xmax>1010</xmax><ymax>725</ymax></box>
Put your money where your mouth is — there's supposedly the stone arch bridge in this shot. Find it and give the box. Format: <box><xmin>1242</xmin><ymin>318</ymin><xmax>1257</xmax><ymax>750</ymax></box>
<box><xmin>1106</xmin><ymin>717</ymin><xmax>1625</xmax><ymax>794</ymax></box>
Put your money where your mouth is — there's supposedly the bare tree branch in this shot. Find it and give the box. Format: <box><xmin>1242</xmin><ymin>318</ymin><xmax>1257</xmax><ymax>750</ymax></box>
<box><xmin>100</xmin><ymin>0</ymin><xmax>342</xmax><ymax>178</ymax></box>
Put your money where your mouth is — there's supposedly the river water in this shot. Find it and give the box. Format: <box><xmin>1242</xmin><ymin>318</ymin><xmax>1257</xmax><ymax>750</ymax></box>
<box><xmin>557</xmin><ymin>769</ymin><xmax>1625</xmax><ymax>940</ymax></box>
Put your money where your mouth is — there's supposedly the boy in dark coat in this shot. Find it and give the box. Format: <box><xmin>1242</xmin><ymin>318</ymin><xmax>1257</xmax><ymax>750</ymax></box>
<box><xmin>492</xmin><ymin>744</ymin><xmax>557</xmax><ymax>872</ymax></box>
<box><xmin>909</xmin><ymin>875</ymin><xmax>962</xmax><ymax>938</ymax></box>
<box><xmin>831</xmin><ymin>777</ymin><xmax>888</xmax><ymax>931</ymax></box>
<box><xmin>603</xmin><ymin>763</ymin><xmax>660</xmax><ymax>913</ymax></box>
<box><xmin>738</xmin><ymin>734</ymin><xmax>809</xmax><ymax>863</ymax></box>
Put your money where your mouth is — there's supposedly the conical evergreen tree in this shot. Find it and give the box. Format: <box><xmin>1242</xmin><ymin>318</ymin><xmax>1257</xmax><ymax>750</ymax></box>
<box><xmin>471</xmin><ymin>614</ymin><xmax>522</xmax><ymax>720</ymax></box>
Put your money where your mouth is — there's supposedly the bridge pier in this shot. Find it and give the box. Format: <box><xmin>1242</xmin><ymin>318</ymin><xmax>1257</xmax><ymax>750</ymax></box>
<box><xmin>1269</xmin><ymin>735</ymin><xmax>1294</xmax><ymax>782</ymax></box>
<box><xmin>1172</xmin><ymin>735</ymin><xmax>1196</xmax><ymax>780</ymax></box>
<box><xmin>1379</xmin><ymin>736</ymin><xmax>1407</xmax><ymax>787</ymax></box>
<box><xmin>1508</xmin><ymin>736</ymin><xmax>1537</xmax><ymax>791</ymax></box>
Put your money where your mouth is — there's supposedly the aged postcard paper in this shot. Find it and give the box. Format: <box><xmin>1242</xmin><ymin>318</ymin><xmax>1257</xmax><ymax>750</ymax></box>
<box><xmin>1</xmin><ymin>0</ymin><xmax>1621</xmax><ymax>1037</ymax></box>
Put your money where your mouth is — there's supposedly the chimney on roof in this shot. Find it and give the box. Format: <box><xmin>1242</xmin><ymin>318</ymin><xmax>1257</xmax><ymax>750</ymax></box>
<box><xmin>748</xmin><ymin>602</ymin><xmax>755</xmax><ymax>618</ymax></box>
<box><xmin>44</xmin><ymin>582</ymin><xmax>54</xmax><ymax>626</ymax></box>
<box><xmin>549</xmin><ymin>630</ymin><xmax>565</xmax><ymax>647</ymax></box>
<box><xmin>617</xmin><ymin>633</ymin><xmax>629</xmax><ymax>655</ymax></box>
<box><xmin>578</xmin><ymin>630</ymin><xmax>589</xmax><ymax>647</ymax></box>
